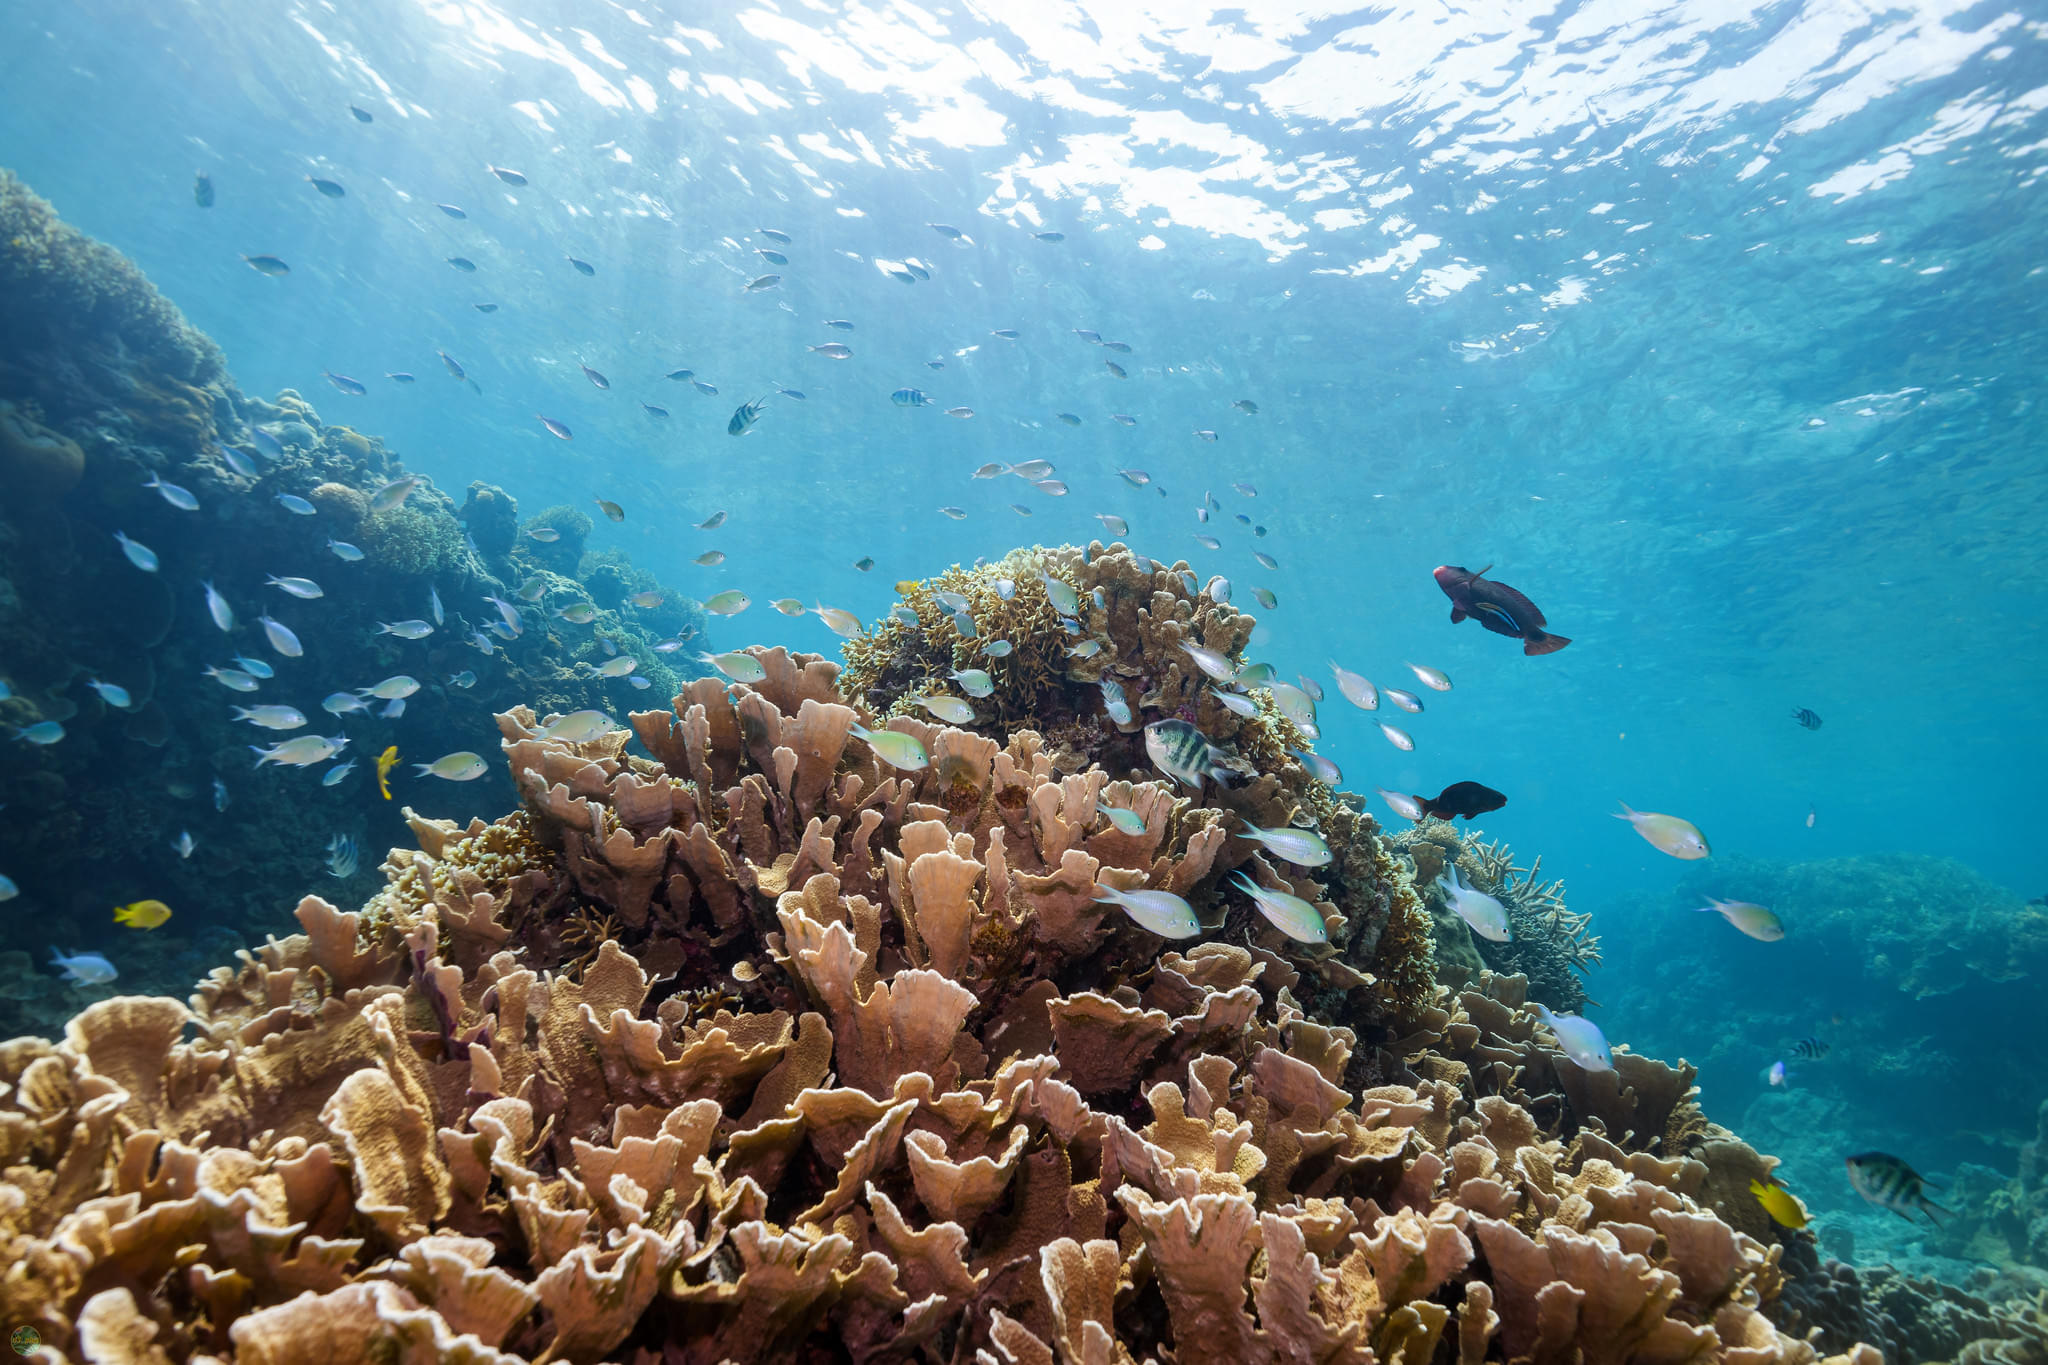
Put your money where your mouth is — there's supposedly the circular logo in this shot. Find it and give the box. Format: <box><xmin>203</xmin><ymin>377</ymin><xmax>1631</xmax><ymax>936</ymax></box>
<box><xmin>9</xmin><ymin>1326</ymin><xmax>40</xmax><ymax>1357</ymax></box>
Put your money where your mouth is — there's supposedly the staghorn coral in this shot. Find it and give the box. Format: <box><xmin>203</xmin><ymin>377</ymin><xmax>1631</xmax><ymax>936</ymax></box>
<box><xmin>1391</xmin><ymin>818</ymin><xmax>1600</xmax><ymax>1012</ymax></box>
<box><xmin>0</xmin><ymin>641</ymin><xmax>1921</xmax><ymax>1363</ymax></box>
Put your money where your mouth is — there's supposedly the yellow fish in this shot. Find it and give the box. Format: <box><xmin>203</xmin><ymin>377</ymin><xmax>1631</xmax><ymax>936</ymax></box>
<box><xmin>1749</xmin><ymin>1178</ymin><xmax>1809</xmax><ymax>1230</ymax></box>
<box><xmin>113</xmin><ymin>899</ymin><xmax>172</xmax><ymax>930</ymax></box>
<box><xmin>376</xmin><ymin>745</ymin><xmax>400</xmax><ymax>800</ymax></box>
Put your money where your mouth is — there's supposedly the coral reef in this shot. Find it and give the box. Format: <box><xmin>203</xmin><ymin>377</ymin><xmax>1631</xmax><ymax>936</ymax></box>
<box><xmin>844</xmin><ymin>541</ymin><xmax>1437</xmax><ymax>1024</ymax></box>
<box><xmin>1601</xmin><ymin>852</ymin><xmax>2048</xmax><ymax>1204</ymax></box>
<box><xmin>0</xmin><ymin>644</ymin><xmax>1907</xmax><ymax>1362</ymax></box>
<box><xmin>1931</xmin><ymin>1101</ymin><xmax>2048</xmax><ymax>1273</ymax></box>
<box><xmin>0</xmin><ymin>169</ymin><xmax>704</xmax><ymax>1037</ymax></box>
<box><xmin>0</xmin><ymin>169</ymin><xmax>223</xmax><ymax>387</ymax></box>
<box><xmin>1388</xmin><ymin>819</ymin><xmax>1601</xmax><ymax>1012</ymax></box>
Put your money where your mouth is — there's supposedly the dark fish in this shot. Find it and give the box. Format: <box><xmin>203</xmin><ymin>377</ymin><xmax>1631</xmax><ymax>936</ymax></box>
<box><xmin>437</xmin><ymin>203</ymin><xmax>467</xmax><ymax>218</ymax></box>
<box><xmin>322</xmin><ymin>370</ymin><xmax>367</xmax><ymax>395</ymax></box>
<box><xmin>891</xmin><ymin>388</ymin><xmax>933</xmax><ymax>407</ymax></box>
<box><xmin>697</xmin><ymin>510</ymin><xmax>727</xmax><ymax>529</ymax></box>
<box><xmin>241</xmin><ymin>254</ymin><xmax>290</xmax><ymax>276</ymax></box>
<box><xmin>760</xmin><ymin>227</ymin><xmax>792</xmax><ymax>244</ymax></box>
<box><xmin>1434</xmin><ymin>564</ymin><xmax>1571</xmax><ymax>656</ymax></box>
<box><xmin>810</xmin><ymin>343</ymin><xmax>853</xmax><ymax>359</ymax></box>
<box><xmin>447</xmin><ymin>256</ymin><xmax>477</xmax><ymax>272</ymax></box>
<box><xmin>1792</xmin><ymin>1037</ymin><xmax>1830</xmax><ymax>1060</ymax></box>
<box><xmin>1034</xmin><ymin>230</ymin><xmax>1065</xmax><ymax>242</ymax></box>
<box><xmin>1073</xmin><ymin>329</ymin><xmax>1102</xmax><ymax>342</ymax></box>
<box><xmin>1791</xmin><ymin>707</ymin><xmax>1823</xmax><ymax>730</ymax></box>
<box><xmin>853</xmin><ymin>556</ymin><xmax>874</xmax><ymax>572</ymax></box>
<box><xmin>473</xmin><ymin>302</ymin><xmax>498</xmax><ymax>313</ymax></box>
<box><xmin>307</xmin><ymin>176</ymin><xmax>346</xmax><ymax>198</ymax></box>
<box><xmin>488</xmin><ymin>165</ymin><xmax>527</xmax><ymax>186</ymax></box>
<box><xmin>349</xmin><ymin>104</ymin><xmax>374</xmax><ymax>123</ymax></box>
<box><xmin>777</xmin><ymin>388</ymin><xmax>805</xmax><ymax>400</ymax></box>
<box><xmin>823</xmin><ymin>319</ymin><xmax>855</xmax><ymax>330</ymax></box>
<box><xmin>929</xmin><ymin>222</ymin><xmax>965</xmax><ymax>239</ymax></box>
<box><xmin>1416</xmin><ymin>782</ymin><xmax>1507</xmax><ymax>821</ymax></box>
<box><xmin>1234</xmin><ymin>398</ymin><xmax>1259</xmax><ymax>414</ymax></box>
<box><xmin>692</xmin><ymin>380</ymin><xmax>718</xmax><ymax>395</ymax></box>
<box><xmin>438</xmin><ymin>351</ymin><xmax>465</xmax><ymax>380</ymax></box>
<box><xmin>728</xmin><ymin>397</ymin><xmax>767</xmax><ymax>436</ymax></box>
<box><xmin>926</xmin><ymin>360</ymin><xmax>945</xmax><ymax>369</ymax></box>
<box><xmin>387</xmin><ymin>372</ymin><xmax>416</xmax><ymax>383</ymax></box>
<box><xmin>757</xmin><ymin>248</ymin><xmax>788</xmax><ymax>265</ymax></box>
<box><xmin>1057</xmin><ymin>413</ymin><xmax>1082</xmax><ymax>426</ymax></box>
<box><xmin>194</xmin><ymin>173</ymin><xmax>215</xmax><ymax>208</ymax></box>
<box><xmin>1111</xmin><ymin>414</ymin><xmax>1137</xmax><ymax>426</ymax></box>
<box><xmin>642</xmin><ymin>402</ymin><xmax>669</xmax><ymax>418</ymax></box>
<box><xmin>666</xmin><ymin>369</ymin><xmax>694</xmax><ymax>381</ymax></box>
<box><xmin>581</xmin><ymin>363</ymin><xmax>610</xmax><ymax>390</ymax></box>
<box><xmin>1845</xmin><ymin>1152</ymin><xmax>1950</xmax><ymax>1223</ymax></box>
<box><xmin>537</xmin><ymin>414</ymin><xmax>572</xmax><ymax>440</ymax></box>
<box><xmin>991</xmin><ymin>328</ymin><xmax>1020</xmax><ymax>339</ymax></box>
<box><xmin>1102</xmin><ymin>341</ymin><xmax>1132</xmax><ymax>353</ymax></box>
<box><xmin>1105</xmin><ymin>360</ymin><xmax>1127</xmax><ymax>378</ymax></box>
<box><xmin>568</xmin><ymin>256</ymin><xmax>595</xmax><ymax>276</ymax></box>
<box><xmin>746</xmin><ymin>274</ymin><xmax>781</xmax><ymax>291</ymax></box>
<box><xmin>902</xmin><ymin>259</ymin><xmax>931</xmax><ymax>280</ymax></box>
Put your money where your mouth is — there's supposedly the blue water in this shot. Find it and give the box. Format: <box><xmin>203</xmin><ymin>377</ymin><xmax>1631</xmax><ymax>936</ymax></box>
<box><xmin>4</xmin><ymin>0</ymin><xmax>2046</xmax><ymax>1259</ymax></box>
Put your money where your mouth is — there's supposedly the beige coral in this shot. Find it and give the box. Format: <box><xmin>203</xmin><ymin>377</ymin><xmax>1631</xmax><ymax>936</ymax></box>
<box><xmin>0</xmin><ymin>646</ymin><xmax>1907</xmax><ymax>1365</ymax></box>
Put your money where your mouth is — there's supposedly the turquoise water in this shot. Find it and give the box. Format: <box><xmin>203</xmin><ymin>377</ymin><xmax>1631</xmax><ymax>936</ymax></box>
<box><xmin>3</xmin><ymin>0</ymin><xmax>2046</xmax><ymax>1271</ymax></box>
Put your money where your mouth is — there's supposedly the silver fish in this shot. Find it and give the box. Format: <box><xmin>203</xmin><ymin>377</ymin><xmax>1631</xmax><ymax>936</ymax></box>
<box><xmin>1093</xmin><ymin>884</ymin><xmax>1201</xmax><ymax>939</ymax></box>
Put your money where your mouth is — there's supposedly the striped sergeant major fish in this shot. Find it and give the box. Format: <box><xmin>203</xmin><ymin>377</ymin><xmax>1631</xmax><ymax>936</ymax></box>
<box><xmin>1845</xmin><ymin>1152</ymin><xmax>1950</xmax><ymax>1223</ymax></box>
<box><xmin>728</xmin><ymin>396</ymin><xmax>768</xmax><ymax>436</ymax></box>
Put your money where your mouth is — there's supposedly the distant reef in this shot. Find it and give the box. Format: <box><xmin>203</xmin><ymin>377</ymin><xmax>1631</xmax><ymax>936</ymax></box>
<box><xmin>0</xmin><ymin>168</ymin><xmax>704</xmax><ymax>1031</ymax></box>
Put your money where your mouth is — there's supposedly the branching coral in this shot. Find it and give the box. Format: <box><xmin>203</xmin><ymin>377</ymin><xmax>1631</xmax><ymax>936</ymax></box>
<box><xmin>1391</xmin><ymin>819</ymin><xmax>1601</xmax><ymax>1012</ymax></box>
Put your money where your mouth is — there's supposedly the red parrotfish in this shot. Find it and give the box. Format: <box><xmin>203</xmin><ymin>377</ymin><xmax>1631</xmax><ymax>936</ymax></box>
<box><xmin>1433</xmin><ymin>564</ymin><xmax>1571</xmax><ymax>655</ymax></box>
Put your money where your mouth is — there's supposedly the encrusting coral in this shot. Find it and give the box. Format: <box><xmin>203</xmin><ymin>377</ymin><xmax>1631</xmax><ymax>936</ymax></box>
<box><xmin>0</xmin><ymin>589</ymin><xmax>1908</xmax><ymax>1361</ymax></box>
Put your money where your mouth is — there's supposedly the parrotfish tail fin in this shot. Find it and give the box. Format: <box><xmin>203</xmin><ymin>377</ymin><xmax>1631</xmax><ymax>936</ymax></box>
<box><xmin>1524</xmin><ymin>632</ymin><xmax>1571</xmax><ymax>655</ymax></box>
<box><xmin>1449</xmin><ymin>606</ymin><xmax>1468</xmax><ymax>623</ymax></box>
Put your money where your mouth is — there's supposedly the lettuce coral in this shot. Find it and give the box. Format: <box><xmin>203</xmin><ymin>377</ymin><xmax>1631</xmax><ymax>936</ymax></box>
<box><xmin>0</xmin><ymin>639</ymin><xmax>1926</xmax><ymax>1362</ymax></box>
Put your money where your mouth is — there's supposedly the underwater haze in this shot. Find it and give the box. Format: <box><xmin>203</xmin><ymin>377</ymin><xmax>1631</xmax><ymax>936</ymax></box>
<box><xmin>5</xmin><ymin>0</ymin><xmax>2048</xmax><ymax>1330</ymax></box>
<box><xmin>8</xmin><ymin>1</ymin><xmax>2046</xmax><ymax>905</ymax></box>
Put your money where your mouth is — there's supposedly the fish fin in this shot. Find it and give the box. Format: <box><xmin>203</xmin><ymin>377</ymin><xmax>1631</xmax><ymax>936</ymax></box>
<box><xmin>1920</xmin><ymin>1198</ymin><xmax>1952</xmax><ymax>1224</ymax></box>
<box><xmin>1612</xmin><ymin>802</ymin><xmax>1636</xmax><ymax>821</ymax></box>
<box><xmin>1448</xmin><ymin>606</ymin><xmax>1467</xmax><ymax>623</ymax></box>
<box><xmin>1524</xmin><ymin>632</ymin><xmax>1571</xmax><ymax>655</ymax></box>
